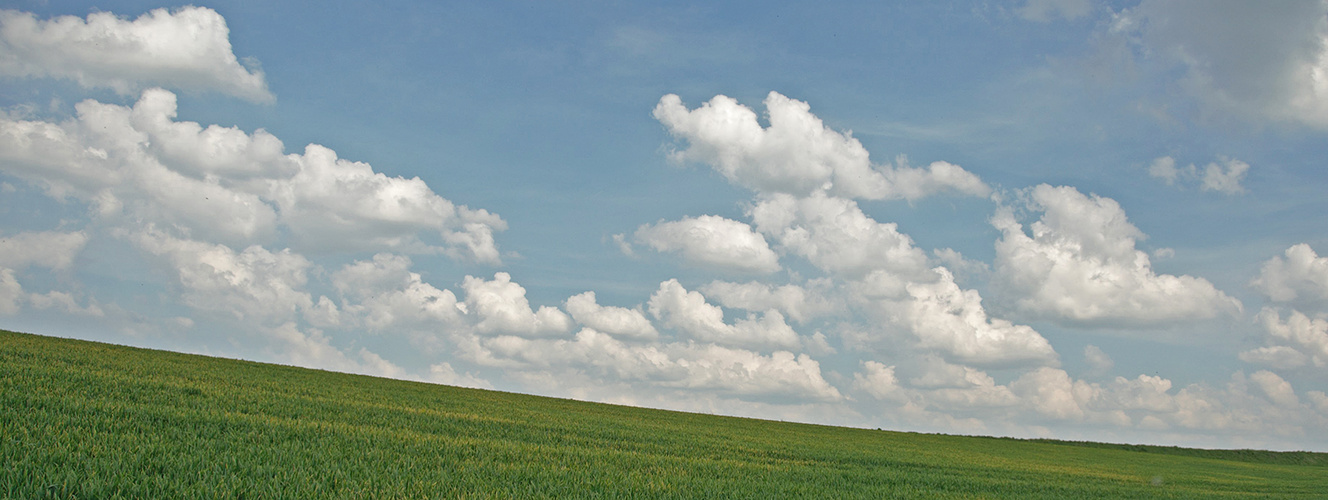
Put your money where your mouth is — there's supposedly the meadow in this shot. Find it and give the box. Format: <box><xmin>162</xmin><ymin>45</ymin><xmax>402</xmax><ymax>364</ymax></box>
<box><xmin>3</xmin><ymin>328</ymin><xmax>1325</xmax><ymax>498</ymax></box>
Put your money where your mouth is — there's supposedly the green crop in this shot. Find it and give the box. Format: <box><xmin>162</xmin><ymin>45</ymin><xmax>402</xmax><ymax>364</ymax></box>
<box><xmin>2</xmin><ymin>329</ymin><xmax>1325</xmax><ymax>498</ymax></box>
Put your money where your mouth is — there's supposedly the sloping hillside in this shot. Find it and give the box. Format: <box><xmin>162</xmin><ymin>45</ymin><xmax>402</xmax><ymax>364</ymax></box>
<box><xmin>3</xmin><ymin>329</ymin><xmax>1325</xmax><ymax>498</ymax></box>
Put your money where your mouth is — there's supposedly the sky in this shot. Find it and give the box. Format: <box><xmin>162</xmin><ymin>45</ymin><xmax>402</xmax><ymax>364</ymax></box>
<box><xmin>2</xmin><ymin>0</ymin><xmax>1328</xmax><ymax>451</ymax></box>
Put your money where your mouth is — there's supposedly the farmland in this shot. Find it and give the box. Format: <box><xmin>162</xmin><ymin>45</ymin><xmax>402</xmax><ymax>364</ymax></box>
<box><xmin>2</xmin><ymin>329</ymin><xmax>1326</xmax><ymax>498</ymax></box>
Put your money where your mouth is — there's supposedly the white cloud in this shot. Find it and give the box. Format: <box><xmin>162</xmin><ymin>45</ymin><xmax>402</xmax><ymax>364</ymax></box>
<box><xmin>854</xmin><ymin>360</ymin><xmax>903</xmax><ymax>400</ymax></box>
<box><xmin>427</xmin><ymin>362</ymin><xmax>493</xmax><ymax>389</ymax></box>
<box><xmin>653</xmin><ymin>92</ymin><xmax>989</xmax><ymax>200</ymax></box>
<box><xmin>1148</xmin><ymin>156</ymin><xmax>1249</xmax><ymax>195</ymax></box>
<box><xmin>483</xmin><ymin>328</ymin><xmax>842</xmax><ymax>403</ymax></box>
<box><xmin>1083</xmin><ymin>345</ymin><xmax>1114</xmax><ymax>377</ymax></box>
<box><xmin>1018</xmin><ymin>0</ymin><xmax>1091</xmax><ymax>22</ymax></box>
<box><xmin>931</xmin><ymin>247</ymin><xmax>990</xmax><ymax>283</ymax></box>
<box><xmin>1116</xmin><ymin>1</ymin><xmax>1328</xmax><ymax>128</ymax></box>
<box><xmin>0</xmin><ymin>88</ymin><xmax>506</xmax><ymax>261</ymax></box>
<box><xmin>1147</xmin><ymin>156</ymin><xmax>1180</xmax><ymax>185</ymax></box>
<box><xmin>1251</xmin><ymin>243</ymin><xmax>1328</xmax><ymax>303</ymax></box>
<box><xmin>1243</xmin><ymin>307</ymin><xmax>1328</xmax><ymax>370</ymax></box>
<box><xmin>0</xmin><ymin>267</ymin><xmax>21</xmax><ymax>315</ymax></box>
<box><xmin>134</xmin><ymin>228</ymin><xmax>314</xmax><ymax>324</ymax></box>
<box><xmin>1250</xmin><ymin>370</ymin><xmax>1300</xmax><ymax>408</ymax></box>
<box><xmin>895</xmin><ymin>267</ymin><xmax>1058</xmax><ymax>367</ymax></box>
<box><xmin>331</xmin><ymin>253</ymin><xmax>465</xmax><ymax>331</ymax></box>
<box><xmin>461</xmin><ymin>272</ymin><xmax>572</xmax><ymax>337</ymax></box>
<box><xmin>27</xmin><ymin>290</ymin><xmax>104</xmax><ymax>317</ymax></box>
<box><xmin>647</xmin><ymin>279</ymin><xmax>801</xmax><ymax>351</ymax></box>
<box><xmin>992</xmin><ymin>184</ymin><xmax>1240</xmax><ymax>326</ymax></box>
<box><xmin>0</xmin><ymin>230</ymin><xmax>87</xmax><ymax>270</ymax></box>
<box><xmin>564</xmin><ymin>291</ymin><xmax>659</xmax><ymax>341</ymax></box>
<box><xmin>1239</xmin><ymin>346</ymin><xmax>1310</xmax><ymax>370</ymax></box>
<box><xmin>699</xmin><ymin>279</ymin><xmax>838</xmax><ymax>324</ymax></box>
<box><xmin>633</xmin><ymin>215</ymin><xmax>780</xmax><ymax>274</ymax></box>
<box><xmin>1199</xmin><ymin>157</ymin><xmax>1249</xmax><ymax>194</ymax></box>
<box><xmin>275</xmin><ymin>143</ymin><xmax>507</xmax><ymax>262</ymax></box>
<box><xmin>265</xmin><ymin>322</ymin><xmax>406</xmax><ymax>379</ymax></box>
<box><xmin>749</xmin><ymin>192</ymin><xmax>931</xmax><ymax>279</ymax></box>
<box><xmin>0</xmin><ymin>7</ymin><xmax>273</xmax><ymax>102</ymax></box>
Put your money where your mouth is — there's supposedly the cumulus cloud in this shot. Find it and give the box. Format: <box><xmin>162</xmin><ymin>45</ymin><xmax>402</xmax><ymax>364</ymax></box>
<box><xmin>0</xmin><ymin>7</ymin><xmax>272</xmax><ymax>102</ymax></box>
<box><xmin>564</xmin><ymin>291</ymin><xmax>659</xmax><ymax>341</ymax></box>
<box><xmin>992</xmin><ymin>184</ymin><xmax>1240</xmax><ymax>326</ymax></box>
<box><xmin>749</xmin><ymin>192</ymin><xmax>931</xmax><ymax>279</ymax></box>
<box><xmin>0</xmin><ymin>230</ymin><xmax>87</xmax><ymax>270</ymax></box>
<box><xmin>647</xmin><ymin>279</ymin><xmax>802</xmax><ymax>351</ymax></box>
<box><xmin>894</xmin><ymin>268</ymin><xmax>1058</xmax><ymax>367</ymax></box>
<box><xmin>1242</xmin><ymin>308</ymin><xmax>1328</xmax><ymax>370</ymax></box>
<box><xmin>1147</xmin><ymin>156</ymin><xmax>1249</xmax><ymax>194</ymax></box>
<box><xmin>0</xmin><ymin>268</ymin><xmax>22</xmax><ymax>315</ymax></box>
<box><xmin>1083</xmin><ymin>345</ymin><xmax>1115</xmax><ymax>377</ymax></box>
<box><xmin>852</xmin><ymin>356</ymin><xmax>1328</xmax><ymax>442</ymax></box>
<box><xmin>265</xmin><ymin>322</ymin><xmax>406</xmax><ymax>379</ymax></box>
<box><xmin>427</xmin><ymin>362</ymin><xmax>493</xmax><ymax>389</ymax></box>
<box><xmin>854</xmin><ymin>360</ymin><xmax>903</xmax><ymax>401</ymax></box>
<box><xmin>0</xmin><ymin>88</ymin><xmax>506</xmax><ymax>261</ymax></box>
<box><xmin>1114</xmin><ymin>0</ymin><xmax>1328</xmax><ymax>128</ymax></box>
<box><xmin>461</xmin><ymin>272</ymin><xmax>572</xmax><ymax>337</ymax></box>
<box><xmin>275</xmin><ymin>143</ymin><xmax>507</xmax><ymax>262</ymax></box>
<box><xmin>653</xmin><ymin>92</ymin><xmax>989</xmax><ymax>200</ymax></box>
<box><xmin>1251</xmin><ymin>243</ymin><xmax>1328</xmax><ymax>303</ymax></box>
<box><xmin>699</xmin><ymin>279</ymin><xmax>838</xmax><ymax>324</ymax></box>
<box><xmin>134</xmin><ymin>228</ymin><xmax>314</xmax><ymax>324</ymax></box>
<box><xmin>470</xmin><ymin>328</ymin><xmax>842</xmax><ymax>403</ymax></box>
<box><xmin>331</xmin><ymin>253</ymin><xmax>465</xmax><ymax>331</ymax></box>
<box><xmin>633</xmin><ymin>215</ymin><xmax>780</xmax><ymax>274</ymax></box>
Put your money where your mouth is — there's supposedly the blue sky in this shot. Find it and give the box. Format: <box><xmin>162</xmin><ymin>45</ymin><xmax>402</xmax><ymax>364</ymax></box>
<box><xmin>3</xmin><ymin>0</ymin><xmax>1328</xmax><ymax>451</ymax></box>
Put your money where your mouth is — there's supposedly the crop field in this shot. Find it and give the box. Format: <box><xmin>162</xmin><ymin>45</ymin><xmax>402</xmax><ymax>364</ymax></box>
<box><xmin>3</xmin><ymin>329</ymin><xmax>1326</xmax><ymax>498</ymax></box>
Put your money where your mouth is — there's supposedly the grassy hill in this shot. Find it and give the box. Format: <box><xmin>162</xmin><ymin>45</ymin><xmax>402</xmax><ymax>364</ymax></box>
<box><xmin>3</xmin><ymin>329</ymin><xmax>1326</xmax><ymax>499</ymax></box>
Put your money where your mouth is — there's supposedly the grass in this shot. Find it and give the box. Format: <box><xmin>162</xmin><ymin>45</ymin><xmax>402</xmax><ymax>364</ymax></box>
<box><xmin>2</xmin><ymin>328</ymin><xmax>1326</xmax><ymax>498</ymax></box>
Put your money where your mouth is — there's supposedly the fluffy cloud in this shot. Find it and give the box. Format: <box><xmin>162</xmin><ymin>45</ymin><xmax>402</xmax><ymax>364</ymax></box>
<box><xmin>1147</xmin><ymin>156</ymin><xmax>1249</xmax><ymax>194</ymax></box>
<box><xmin>653</xmin><ymin>92</ymin><xmax>989</xmax><ymax>200</ymax></box>
<box><xmin>895</xmin><ymin>268</ymin><xmax>1057</xmax><ymax>367</ymax></box>
<box><xmin>1241</xmin><ymin>308</ymin><xmax>1328</xmax><ymax>370</ymax></box>
<box><xmin>469</xmin><ymin>328</ymin><xmax>842</xmax><ymax>403</ymax></box>
<box><xmin>564</xmin><ymin>291</ymin><xmax>658</xmax><ymax>341</ymax></box>
<box><xmin>648</xmin><ymin>279</ymin><xmax>801</xmax><ymax>351</ymax></box>
<box><xmin>992</xmin><ymin>184</ymin><xmax>1240</xmax><ymax>326</ymax></box>
<box><xmin>134</xmin><ymin>228</ymin><xmax>314</xmax><ymax>324</ymax></box>
<box><xmin>0</xmin><ymin>230</ymin><xmax>87</xmax><ymax>270</ymax></box>
<box><xmin>275</xmin><ymin>143</ymin><xmax>507</xmax><ymax>262</ymax></box>
<box><xmin>853</xmin><ymin>360</ymin><xmax>903</xmax><ymax>401</ymax></box>
<box><xmin>331</xmin><ymin>253</ymin><xmax>465</xmax><ymax>331</ymax></box>
<box><xmin>265</xmin><ymin>322</ymin><xmax>406</xmax><ymax>379</ymax></box>
<box><xmin>1083</xmin><ymin>345</ymin><xmax>1114</xmax><ymax>377</ymax></box>
<box><xmin>1250</xmin><ymin>243</ymin><xmax>1328</xmax><ymax>303</ymax></box>
<box><xmin>749</xmin><ymin>192</ymin><xmax>931</xmax><ymax>280</ymax></box>
<box><xmin>461</xmin><ymin>272</ymin><xmax>572</xmax><ymax>337</ymax></box>
<box><xmin>0</xmin><ymin>7</ymin><xmax>272</xmax><ymax>102</ymax></box>
<box><xmin>0</xmin><ymin>88</ymin><xmax>506</xmax><ymax>261</ymax></box>
<box><xmin>633</xmin><ymin>215</ymin><xmax>780</xmax><ymax>274</ymax></box>
<box><xmin>699</xmin><ymin>279</ymin><xmax>838</xmax><ymax>324</ymax></box>
<box><xmin>1115</xmin><ymin>1</ymin><xmax>1328</xmax><ymax>128</ymax></box>
<box><xmin>851</xmin><ymin>356</ymin><xmax>1328</xmax><ymax>443</ymax></box>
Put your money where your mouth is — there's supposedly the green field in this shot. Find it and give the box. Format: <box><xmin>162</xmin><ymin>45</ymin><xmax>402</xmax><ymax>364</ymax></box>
<box><xmin>3</xmin><ymin>329</ymin><xmax>1326</xmax><ymax>498</ymax></box>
